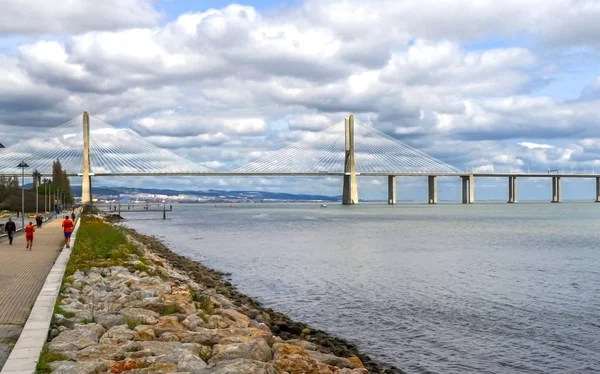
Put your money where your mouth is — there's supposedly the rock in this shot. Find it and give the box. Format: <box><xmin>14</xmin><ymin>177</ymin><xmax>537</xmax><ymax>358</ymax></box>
<box><xmin>218</xmin><ymin>309</ymin><xmax>251</xmax><ymax>328</ymax></box>
<box><xmin>108</xmin><ymin>358</ymin><xmax>146</xmax><ymax>373</ymax></box>
<box><xmin>124</xmin><ymin>362</ymin><xmax>178</xmax><ymax>373</ymax></box>
<box><xmin>48</xmin><ymin>324</ymin><xmax>105</xmax><ymax>352</ymax></box>
<box><xmin>49</xmin><ymin>360</ymin><xmax>111</xmax><ymax>374</ymax></box>
<box><xmin>153</xmin><ymin>316</ymin><xmax>187</xmax><ymax>336</ymax></box>
<box><xmin>133</xmin><ymin>325</ymin><xmax>156</xmax><ymax>341</ymax></box>
<box><xmin>339</xmin><ymin>369</ymin><xmax>369</xmax><ymax>374</ymax></box>
<box><xmin>182</xmin><ymin>314</ymin><xmax>205</xmax><ymax>330</ymax></box>
<box><xmin>50</xmin><ymin>328</ymin><xmax>59</xmax><ymax>338</ymax></box>
<box><xmin>124</xmin><ymin>299</ymin><xmax>168</xmax><ymax>313</ymax></box>
<box><xmin>348</xmin><ymin>356</ymin><xmax>365</xmax><ymax>368</ymax></box>
<box><xmin>124</xmin><ymin>348</ymin><xmax>153</xmax><ymax>359</ymax></box>
<box><xmin>274</xmin><ymin>353</ymin><xmax>322</xmax><ymax>374</ymax></box>
<box><xmin>249</xmin><ymin>320</ymin><xmax>271</xmax><ymax>334</ymax></box>
<box><xmin>272</xmin><ymin>343</ymin><xmax>308</xmax><ymax>360</ymax></box>
<box><xmin>95</xmin><ymin>312</ymin><xmax>124</xmax><ymax>329</ymax></box>
<box><xmin>176</xmin><ymin>350</ymin><xmax>208</xmax><ymax>373</ymax></box>
<box><xmin>100</xmin><ymin>325</ymin><xmax>136</xmax><ymax>344</ymax></box>
<box><xmin>76</xmin><ymin>344</ymin><xmax>125</xmax><ymax>361</ymax></box>
<box><xmin>210</xmin><ymin>339</ymin><xmax>272</xmax><ymax>364</ymax></box>
<box><xmin>137</xmin><ymin>341</ymin><xmax>182</xmax><ymax>356</ymax></box>
<box><xmin>307</xmin><ymin>350</ymin><xmax>357</xmax><ymax>369</ymax></box>
<box><xmin>205</xmin><ymin>358</ymin><xmax>278</xmax><ymax>374</ymax></box>
<box><xmin>286</xmin><ymin>339</ymin><xmax>319</xmax><ymax>351</ymax></box>
<box><xmin>121</xmin><ymin>308</ymin><xmax>160</xmax><ymax>325</ymax></box>
<box><xmin>53</xmin><ymin>314</ymin><xmax>74</xmax><ymax>328</ymax></box>
<box><xmin>216</xmin><ymin>327</ymin><xmax>274</xmax><ymax>346</ymax></box>
<box><xmin>179</xmin><ymin>328</ymin><xmax>219</xmax><ymax>346</ymax></box>
<box><xmin>159</xmin><ymin>332</ymin><xmax>181</xmax><ymax>341</ymax></box>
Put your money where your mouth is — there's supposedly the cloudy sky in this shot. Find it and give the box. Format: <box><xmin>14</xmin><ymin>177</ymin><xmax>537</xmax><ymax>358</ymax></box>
<box><xmin>1</xmin><ymin>0</ymin><xmax>600</xmax><ymax>201</ymax></box>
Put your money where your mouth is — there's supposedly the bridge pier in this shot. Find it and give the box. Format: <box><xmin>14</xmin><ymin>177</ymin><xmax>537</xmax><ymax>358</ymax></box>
<box><xmin>342</xmin><ymin>115</ymin><xmax>358</xmax><ymax>205</ymax></box>
<box><xmin>387</xmin><ymin>175</ymin><xmax>396</xmax><ymax>205</ymax></box>
<box><xmin>428</xmin><ymin>176</ymin><xmax>437</xmax><ymax>204</ymax></box>
<box><xmin>596</xmin><ymin>177</ymin><xmax>600</xmax><ymax>202</ymax></box>
<box><xmin>461</xmin><ymin>175</ymin><xmax>475</xmax><ymax>204</ymax></box>
<box><xmin>507</xmin><ymin>176</ymin><xmax>518</xmax><ymax>203</ymax></box>
<box><xmin>551</xmin><ymin>176</ymin><xmax>562</xmax><ymax>203</ymax></box>
<box><xmin>81</xmin><ymin>111</ymin><xmax>92</xmax><ymax>205</ymax></box>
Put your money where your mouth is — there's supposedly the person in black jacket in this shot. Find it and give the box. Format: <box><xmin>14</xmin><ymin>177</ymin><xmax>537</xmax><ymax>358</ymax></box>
<box><xmin>4</xmin><ymin>218</ymin><xmax>16</xmax><ymax>245</ymax></box>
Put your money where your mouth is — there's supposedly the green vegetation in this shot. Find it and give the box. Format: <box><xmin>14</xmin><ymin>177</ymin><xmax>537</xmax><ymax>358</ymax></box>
<box><xmin>53</xmin><ymin>300</ymin><xmax>75</xmax><ymax>318</ymax></box>
<box><xmin>0</xmin><ymin>159</ymin><xmax>73</xmax><ymax>211</ymax></box>
<box><xmin>193</xmin><ymin>293</ymin><xmax>215</xmax><ymax>314</ymax></box>
<box><xmin>159</xmin><ymin>304</ymin><xmax>179</xmax><ymax>316</ymax></box>
<box><xmin>65</xmin><ymin>216</ymin><xmax>144</xmax><ymax>276</ymax></box>
<box><xmin>124</xmin><ymin>317</ymin><xmax>139</xmax><ymax>330</ymax></box>
<box><xmin>36</xmin><ymin>344</ymin><xmax>67</xmax><ymax>373</ymax></box>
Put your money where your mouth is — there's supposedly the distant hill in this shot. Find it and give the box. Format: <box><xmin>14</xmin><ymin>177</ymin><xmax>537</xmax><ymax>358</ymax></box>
<box><xmin>68</xmin><ymin>185</ymin><xmax>340</xmax><ymax>202</ymax></box>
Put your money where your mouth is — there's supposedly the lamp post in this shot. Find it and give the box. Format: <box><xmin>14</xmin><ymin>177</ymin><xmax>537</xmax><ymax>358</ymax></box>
<box><xmin>33</xmin><ymin>170</ymin><xmax>40</xmax><ymax>216</ymax></box>
<box><xmin>17</xmin><ymin>161</ymin><xmax>29</xmax><ymax>230</ymax></box>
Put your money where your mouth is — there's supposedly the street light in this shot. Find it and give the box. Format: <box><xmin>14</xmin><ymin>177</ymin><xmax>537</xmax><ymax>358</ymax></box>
<box><xmin>17</xmin><ymin>161</ymin><xmax>29</xmax><ymax>230</ymax></box>
<box><xmin>33</xmin><ymin>170</ymin><xmax>41</xmax><ymax>216</ymax></box>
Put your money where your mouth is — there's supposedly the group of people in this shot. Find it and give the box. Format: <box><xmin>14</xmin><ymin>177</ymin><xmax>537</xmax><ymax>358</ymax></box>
<box><xmin>3</xmin><ymin>211</ymin><xmax>76</xmax><ymax>250</ymax></box>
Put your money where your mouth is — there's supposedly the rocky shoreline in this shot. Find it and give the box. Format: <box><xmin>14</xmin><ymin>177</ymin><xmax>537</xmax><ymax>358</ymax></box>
<box><xmin>43</xmin><ymin>215</ymin><xmax>403</xmax><ymax>373</ymax></box>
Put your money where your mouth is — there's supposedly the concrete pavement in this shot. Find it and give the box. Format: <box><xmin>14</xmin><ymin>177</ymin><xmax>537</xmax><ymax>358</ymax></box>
<box><xmin>0</xmin><ymin>219</ymin><xmax>65</xmax><ymax>369</ymax></box>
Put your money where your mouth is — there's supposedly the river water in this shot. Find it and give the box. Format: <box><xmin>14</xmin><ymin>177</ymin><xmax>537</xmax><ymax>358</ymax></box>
<box><xmin>122</xmin><ymin>203</ymin><xmax>600</xmax><ymax>374</ymax></box>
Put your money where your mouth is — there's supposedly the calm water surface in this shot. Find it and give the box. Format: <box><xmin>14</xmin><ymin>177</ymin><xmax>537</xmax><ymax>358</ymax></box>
<box><xmin>123</xmin><ymin>203</ymin><xmax>600</xmax><ymax>374</ymax></box>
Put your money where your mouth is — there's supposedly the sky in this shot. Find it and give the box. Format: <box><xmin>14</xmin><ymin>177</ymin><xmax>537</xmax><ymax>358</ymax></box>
<box><xmin>1</xmin><ymin>0</ymin><xmax>600</xmax><ymax>201</ymax></box>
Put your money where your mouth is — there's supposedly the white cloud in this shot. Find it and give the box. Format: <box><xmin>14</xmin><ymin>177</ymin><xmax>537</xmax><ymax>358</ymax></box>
<box><xmin>519</xmin><ymin>142</ymin><xmax>554</xmax><ymax>149</ymax></box>
<box><xmin>2</xmin><ymin>0</ymin><xmax>600</xmax><ymax>196</ymax></box>
<box><xmin>0</xmin><ymin>0</ymin><xmax>159</xmax><ymax>35</ymax></box>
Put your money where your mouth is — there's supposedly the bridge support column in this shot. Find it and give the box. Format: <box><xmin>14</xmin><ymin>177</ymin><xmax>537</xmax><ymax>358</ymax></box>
<box><xmin>428</xmin><ymin>176</ymin><xmax>437</xmax><ymax>204</ymax></box>
<box><xmin>596</xmin><ymin>177</ymin><xmax>600</xmax><ymax>203</ymax></box>
<box><xmin>342</xmin><ymin>115</ymin><xmax>358</xmax><ymax>205</ymax></box>
<box><xmin>81</xmin><ymin>111</ymin><xmax>92</xmax><ymax>205</ymax></box>
<box><xmin>387</xmin><ymin>176</ymin><xmax>396</xmax><ymax>205</ymax></box>
<box><xmin>461</xmin><ymin>175</ymin><xmax>475</xmax><ymax>204</ymax></box>
<box><xmin>551</xmin><ymin>176</ymin><xmax>562</xmax><ymax>203</ymax></box>
<box><xmin>507</xmin><ymin>176</ymin><xmax>518</xmax><ymax>203</ymax></box>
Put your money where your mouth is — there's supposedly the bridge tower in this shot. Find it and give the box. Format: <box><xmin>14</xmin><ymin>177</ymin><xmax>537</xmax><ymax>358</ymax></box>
<box><xmin>342</xmin><ymin>114</ymin><xmax>359</xmax><ymax>205</ymax></box>
<box><xmin>81</xmin><ymin>111</ymin><xmax>92</xmax><ymax>204</ymax></box>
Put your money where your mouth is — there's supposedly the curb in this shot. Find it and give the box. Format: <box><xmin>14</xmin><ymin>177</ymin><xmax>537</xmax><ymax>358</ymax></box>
<box><xmin>0</xmin><ymin>218</ymin><xmax>81</xmax><ymax>374</ymax></box>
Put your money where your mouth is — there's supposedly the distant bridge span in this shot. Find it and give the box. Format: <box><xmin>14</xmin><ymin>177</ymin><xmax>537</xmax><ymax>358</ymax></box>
<box><xmin>1</xmin><ymin>112</ymin><xmax>599</xmax><ymax>204</ymax></box>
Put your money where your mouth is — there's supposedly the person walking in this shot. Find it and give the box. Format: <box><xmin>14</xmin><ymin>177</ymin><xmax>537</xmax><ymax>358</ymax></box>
<box><xmin>35</xmin><ymin>214</ymin><xmax>43</xmax><ymax>228</ymax></box>
<box><xmin>4</xmin><ymin>218</ymin><xmax>16</xmax><ymax>245</ymax></box>
<box><xmin>62</xmin><ymin>215</ymin><xmax>74</xmax><ymax>248</ymax></box>
<box><xmin>24</xmin><ymin>221</ymin><xmax>35</xmax><ymax>250</ymax></box>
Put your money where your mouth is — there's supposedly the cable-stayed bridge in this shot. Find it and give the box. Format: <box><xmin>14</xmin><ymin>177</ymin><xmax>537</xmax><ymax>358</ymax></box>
<box><xmin>1</xmin><ymin>112</ymin><xmax>599</xmax><ymax>204</ymax></box>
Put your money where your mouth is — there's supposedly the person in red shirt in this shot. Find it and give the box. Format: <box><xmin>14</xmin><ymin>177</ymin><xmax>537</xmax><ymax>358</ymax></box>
<box><xmin>62</xmin><ymin>215</ymin><xmax>74</xmax><ymax>248</ymax></box>
<box><xmin>24</xmin><ymin>221</ymin><xmax>35</xmax><ymax>250</ymax></box>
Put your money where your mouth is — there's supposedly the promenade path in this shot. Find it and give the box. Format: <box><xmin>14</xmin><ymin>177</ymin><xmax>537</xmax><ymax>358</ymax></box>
<box><xmin>0</xmin><ymin>218</ymin><xmax>65</xmax><ymax>368</ymax></box>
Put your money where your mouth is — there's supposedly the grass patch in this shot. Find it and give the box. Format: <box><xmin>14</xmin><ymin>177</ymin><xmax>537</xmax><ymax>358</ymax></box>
<box><xmin>53</xmin><ymin>299</ymin><xmax>75</xmax><ymax>318</ymax></box>
<box><xmin>36</xmin><ymin>344</ymin><xmax>67</xmax><ymax>373</ymax></box>
<box><xmin>65</xmin><ymin>216</ymin><xmax>144</xmax><ymax>276</ymax></box>
<box><xmin>159</xmin><ymin>304</ymin><xmax>179</xmax><ymax>316</ymax></box>
<box><xmin>194</xmin><ymin>294</ymin><xmax>215</xmax><ymax>314</ymax></box>
<box><xmin>124</xmin><ymin>317</ymin><xmax>139</xmax><ymax>330</ymax></box>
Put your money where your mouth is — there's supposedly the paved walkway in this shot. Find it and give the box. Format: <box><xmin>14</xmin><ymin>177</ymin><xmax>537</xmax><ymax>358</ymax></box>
<box><xmin>0</xmin><ymin>219</ymin><xmax>64</xmax><ymax>326</ymax></box>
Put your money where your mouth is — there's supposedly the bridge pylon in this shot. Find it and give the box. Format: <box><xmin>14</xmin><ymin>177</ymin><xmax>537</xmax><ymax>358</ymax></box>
<box><xmin>342</xmin><ymin>114</ymin><xmax>359</xmax><ymax>205</ymax></box>
<box><xmin>81</xmin><ymin>111</ymin><xmax>92</xmax><ymax>205</ymax></box>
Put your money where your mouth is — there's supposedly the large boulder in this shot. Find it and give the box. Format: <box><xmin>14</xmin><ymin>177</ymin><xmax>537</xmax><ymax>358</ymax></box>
<box><xmin>307</xmin><ymin>351</ymin><xmax>358</xmax><ymax>369</ymax></box>
<box><xmin>218</xmin><ymin>309</ymin><xmax>251</xmax><ymax>328</ymax></box>
<box><xmin>49</xmin><ymin>360</ymin><xmax>111</xmax><ymax>374</ymax></box>
<box><xmin>210</xmin><ymin>339</ymin><xmax>272</xmax><ymax>364</ymax></box>
<box><xmin>100</xmin><ymin>325</ymin><xmax>136</xmax><ymax>344</ymax></box>
<box><xmin>95</xmin><ymin>312</ymin><xmax>124</xmax><ymax>329</ymax></box>
<box><xmin>202</xmin><ymin>358</ymin><xmax>278</xmax><ymax>374</ymax></box>
<box><xmin>48</xmin><ymin>324</ymin><xmax>105</xmax><ymax>352</ymax></box>
<box><xmin>176</xmin><ymin>350</ymin><xmax>208</xmax><ymax>373</ymax></box>
<box><xmin>121</xmin><ymin>308</ymin><xmax>159</xmax><ymax>325</ymax></box>
<box><xmin>179</xmin><ymin>328</ymin><xmax>219</xmax><ymax>346</ymax></box>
